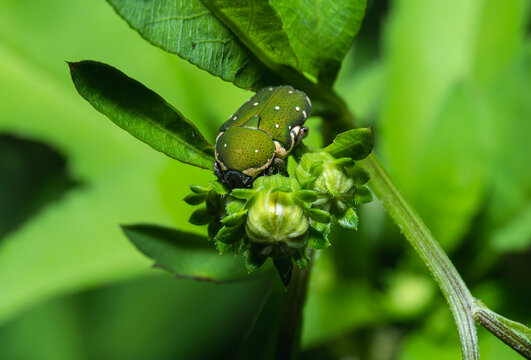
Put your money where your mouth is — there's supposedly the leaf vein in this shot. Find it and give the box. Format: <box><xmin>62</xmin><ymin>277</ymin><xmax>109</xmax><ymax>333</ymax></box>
<box><xmin>144</xmin><ymin>11</ymin><xmax>210</xmax><ymax>26</ymax></box>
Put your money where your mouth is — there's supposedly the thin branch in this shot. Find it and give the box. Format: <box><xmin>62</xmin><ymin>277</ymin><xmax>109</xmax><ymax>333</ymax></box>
<box><xmin>360</xmin><ymin>153</ymin><xmax>480</xmax><ymax>359</ymax></box>
<box><xmin>473</xmin><ymin>301</ymin><xmax>531</xmax><ymax>358</ymax></box>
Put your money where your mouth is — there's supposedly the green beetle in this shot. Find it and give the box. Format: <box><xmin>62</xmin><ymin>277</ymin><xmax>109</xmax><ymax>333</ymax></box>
<box><xmin>214</xmin><ymin>85</ymin><xmax>311</xmax><ymax>188</ymax></box>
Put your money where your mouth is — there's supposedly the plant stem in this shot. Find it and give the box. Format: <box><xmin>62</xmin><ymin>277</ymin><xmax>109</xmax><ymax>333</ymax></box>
<box><xmin>360</xmin><ymin>153</ymin><xmax>480</xmax><ymax>360</ymax></box>
<box><xmin>473</xmin><ymin>301</ymin><xmax>531</xmax><ymax>358</ymax></box>
<box><xmin>275</xmin><ymin>259</ymin><xmax>312</xmax><ymax>360</ymax></box>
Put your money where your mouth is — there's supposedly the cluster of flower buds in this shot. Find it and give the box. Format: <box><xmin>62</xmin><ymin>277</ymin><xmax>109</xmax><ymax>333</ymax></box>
<box><xmin>184</xmin><ymin>146</ymin><xmax>372</xmax><ymax>285</ymax></box>
<box><xmin>295</xmin><ymin>151</ymin><xmax>372</xmax><ymax>229</ymax></box>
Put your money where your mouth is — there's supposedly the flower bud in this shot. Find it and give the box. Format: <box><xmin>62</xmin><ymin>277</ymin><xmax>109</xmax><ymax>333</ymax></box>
<box><xmin>244</xmin><ymin>175</ymin><xmax>309</xmax><ymax>257</ymax></box>
<box><xmin>295</xmin><ymin>151</ymin><xmax>372</xmax><ymax>228</ymax></box>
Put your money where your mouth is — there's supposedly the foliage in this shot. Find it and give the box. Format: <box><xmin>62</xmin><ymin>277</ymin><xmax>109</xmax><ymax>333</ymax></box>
<box><xmin>0</xmin><ymin>0</ymin><xmax>529</xmax><ymax>359</ymax></box>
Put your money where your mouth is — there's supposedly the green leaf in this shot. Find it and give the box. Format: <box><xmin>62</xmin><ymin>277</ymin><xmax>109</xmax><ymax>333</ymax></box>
<box><xmin>107</xmin><ymin>0</ymin><xmax>278</xmax><ymax>90</ymax></box>
<box><xmin>188</xmin><ymin>207</ymin><xmax>214</xmax><ymax>225</ymax></box>
<box><xmin>215</xmin><ymin>224</ymin><xmax>246</xmax><ymax>244</ymax></box>
<box><xmin>201</xmin><ymin>0</ymin><xmax>299</xmax><ymax>70</ymax></box>
<box><xmin>337</xmin><ymin>208</ymin><xmax>358</xmax><ymax>229</ymax></box>
<box><xmin>323</xmin><ymin>128</ymin><xmax>373</xmax><ymax>160</ymax></box>
<box><xmin>123</xmin><ymin>224</ymin><xmax>250</xmax><ymax>282</ymax></box>
<box><xmin>69</xmin><ymin>60</ymin><xmax>215</xmax><ymax>169</ymax></box>
<box><xmin>305</xmin><ymin>208</ymin><xmax>331</xmax><ymax>223</ymax></box>
<box><xmin>270</xmin><ymin>0</ymin><xmax>366</xmax><ymax>84</ymax></box>
<box><xmin>183</xmin><ymin>192</ymin><xmax>208</xmax><ymax>205</ymax></box>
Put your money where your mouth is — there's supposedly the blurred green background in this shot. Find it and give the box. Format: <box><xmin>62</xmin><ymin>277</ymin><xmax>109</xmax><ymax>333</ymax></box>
<box><xmin>0</xmin><ymin>0</ymin><xmax>529</xmax><ymax>359</ymax></box>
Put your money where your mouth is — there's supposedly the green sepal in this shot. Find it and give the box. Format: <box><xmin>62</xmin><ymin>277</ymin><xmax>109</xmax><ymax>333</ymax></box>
<box><xmin>308</xmin><ymin>226</ymin><xmax>331</xmax><ymax>250</ymax></box>
<box><xmin>183</xmin><ymin>192</ymin><xmax>208</xmax><ymax>205</ymax></box>
<box><xmin>231</xmin><ymin>188</ymin><xmax>258</xmax><ymax>200</ymax></box>
<box><xmin>216</xmin><ymin>224</ymin><xmax>246</xmax><ymax>244</ymax></box>
<box><xmin>337</xmin><ymin>208</ymin><xmax>359</xmax><ymax>229</ymax></box>
<box><xmin>215</xmin><ymin>240</ymin><xmax>231</xmax><ymax>254</ymax></box>
<box><xmin>271</xmin><ymin>186</ymin><xmax>292</xmax><ymax>193</ymax></box>
<box><xmin>333</xmin><ymin>200</ymin><xmax>349</xmax><ymax>214</ymax></box>
<box><xmin>299</xmin><ymin>177</ymin><xmax>316</xmax><ymax>190</ymax></box>
<box><xmin>294</xmin><ymin>190</ymin><xmax>317</xmax><ymax>203</ymax></box>
<box><xmin>293</xmin><ymin>248</ymin><xmax>310</xmax><ymax>270</ymax></box>
<box><xmin>189</xmin><ymin>184</ymin><xmax>211</xmax><ymax>194</ymax></box>
<box><xmin>207</xmin><ymin>221</ymin><xmax>222</xmax><ymax>241</ymax></box>
<box><xmin>333</xmin><ymin>157</ymin><xmax>355</xmax><ymax>168</ymax></box>
<box><xmin>215</xmin><ymin>240</ymin><xmax>245</xmax><ymax>254</ymax></box>
<box><xmin>206</xmin><ymin>191</ymin><xmax>225</xmax><ymax>214</ymax></box>
<box><xmin>226</xmin><ymin>199</ymin><xmax>246</xmax><ymax>215</ymax></box>
<box><xmin>313</xmin><ymin>221</ymin><xmax>331</xmax><ymax>237</ymax></box>
<box><xmin>221</xmin><ymin>210</ymin><xmax>248</xmax><ymax>227</ymax></box>
<box><xmin>273</xmin><ymin>257</ymin><xmax>293</xmax><ymax>288</ymax></box>
<box><xmin>245</xmin><ymin>246</ymin><xmax>268</xmax><ymax>273</ymax></box>
<box><xmin>345</xmin><ymin>166</ymin><xmax>371</xmax><ymax>185</ymax></box>
<box><xmin>188</xmin><ymin>207</ymin><xmax>214</xmax><ymax>225</ymax></box>
<box><xmin>309</xmin><ymin>162</ymin><xmax>324</xmax><ymax>177</ymax></box>
<box><xmin>306</xmin><ymin>208</ymin><xmax>331</xmax><ymax>223</ymax></box>
<box><xmin>209</xmin><ymin>180</ymin><xmax>230</xmax><ymax>195</ymax></box>
<box><xmin>354</xmin><ymin>185</ymin><xmax>373</xmax><ymax>204</ymax></box>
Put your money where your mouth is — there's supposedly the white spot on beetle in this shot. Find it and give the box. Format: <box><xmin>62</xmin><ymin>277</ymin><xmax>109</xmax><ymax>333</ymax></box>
<box><xmin>224</xmin><ymin>143</ymin><xmax>227</xmax><ymax>147</ymax></box>
<box><xmin>295</xmin><ymin>106</ymin><xmax>300</xmax><ymax>111</ymax></box>
<box><xmin>255</xmin><ymin>149</ymin><xmax>258</xmax><ymax>153</ymax></box>
<box><xmin>253</xmin><ymin>102</ymin><xmax>259</xmax><ymax>106</ymax></box>
<box><xmin>288</xmin><ymin>126</ymin><xmax>292</xmax><ymax>130</ymax></box>
<box><xmin>302</xmin><ymin>110</ymin><xmax>307</xmax><ymax>118</ymax></box>
<box><xmin>306</xmin><ymin>96</ymin><xmax>311</xmax><ymax>107</ymax></box>
<box><xmin>268</xmin><ymin>87</ymin><xmax>273</xmax><ymax>91</ymax></box>
<box><xmin>275</xmin><ymin>124</ymin><xmax>279</xmax><ymax>128</ymax></box>
<box><xmin>233</xmin><ymin>116</ymin><xmax>237</xmax><ymax>120</ymax></box>
<box><xmin>275</xmin><ymin>106</ymin><xmax>280</xmax><ymax>110</ymax></box>
<box><xmin>288</xmin><ymin>90</ymin><xmax>293</xmax><ymax>94</ymax></box>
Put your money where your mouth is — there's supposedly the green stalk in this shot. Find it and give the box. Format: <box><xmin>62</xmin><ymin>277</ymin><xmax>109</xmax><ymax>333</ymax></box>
<box><xmin>275</xmin><ymin>263</ymin><xmax>312</xmax><ymax>360</ymax></box>
<box><xmin>473</xmin><ymin>301</ymin><xmax>531</xmax><ymax>358</ymax></box>
<box><xmin>360</xmin><ymin>154</ymin><xmax>480</xmax><ymax>359</ymax></box>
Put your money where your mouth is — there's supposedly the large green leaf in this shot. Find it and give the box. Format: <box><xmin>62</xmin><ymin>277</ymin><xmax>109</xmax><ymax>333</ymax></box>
<box><xmin>123</xmin><ymin>224</ymin><xmax>252</xmax><ymax>282</ymax></box>
<box><xmin>270</xmin><ymin>0</ymin><xmax>366</xmax><ymax>84</ymax></box>
<box><xmin>107</xmin><ymin>0</ymin><xmax>279</xmax><ymax>90</ymax></box>
<box><xmin>0</xmin><ymin>0</ymin><xmax>241</xmax><ymax>324</ymax></box>
<box><xmin>69</xmin><ymin>60</ymin><xmax>215</xmax><ymax>170</ymax></box>
<box><xmin>201</xmin><ymin>0</ymin><xmax>299</xmax><ymax>70</ymax></box>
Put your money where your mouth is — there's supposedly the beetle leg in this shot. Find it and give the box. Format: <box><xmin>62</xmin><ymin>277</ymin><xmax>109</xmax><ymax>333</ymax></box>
<box><xmin>213</xmin><ymin>161</ymin><xmax>223</xmax><ymax>181</ymax></box>
<box><xmin>271</xmin><ymin>157</ymin><xmax>287</xmax><ymax>175</ymax></box>
<box><xmin>295</xmin><ymin>126</ymin><xmax>309</xmax><ymax>145</ymax></box>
